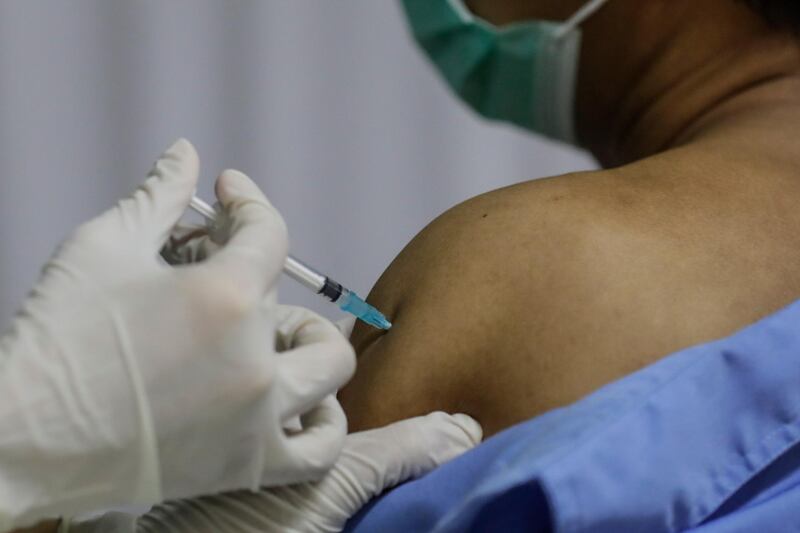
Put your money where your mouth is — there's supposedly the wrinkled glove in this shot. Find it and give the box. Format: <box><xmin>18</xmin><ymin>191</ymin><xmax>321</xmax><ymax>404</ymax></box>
<box><xmin>62</xmin><ymin>412</ymin><xmax>483</xmax><ymax>533</ymax></box>
<box><xmin>334</xmin><ymin>317</ymin><xmax>357</xmax><ymax>338</ymax></box>
<box><xmin>0</xmin><ymin>139</ymin><xmax>355</xmax><ymax>529</ymax></box>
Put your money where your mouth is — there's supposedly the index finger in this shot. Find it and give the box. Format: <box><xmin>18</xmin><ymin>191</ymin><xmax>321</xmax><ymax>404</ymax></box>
<box><xmin>276</xmin><ymin>307</ymin><xmax>357</xmax><ymax>419</ymax></box>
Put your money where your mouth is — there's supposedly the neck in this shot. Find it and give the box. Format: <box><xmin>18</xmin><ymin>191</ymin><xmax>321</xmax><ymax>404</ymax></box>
<box><xmin>576</xmin><ymin>1</ymin><xmax>800</xmax><ymax>167</ymax></box>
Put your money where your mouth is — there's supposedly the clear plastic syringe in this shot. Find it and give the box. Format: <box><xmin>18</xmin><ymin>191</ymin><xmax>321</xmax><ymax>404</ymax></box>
<box><xmin>188</xmin><ymin>196</ymin><xmax>392</xmax><ymax>330</ymax></box>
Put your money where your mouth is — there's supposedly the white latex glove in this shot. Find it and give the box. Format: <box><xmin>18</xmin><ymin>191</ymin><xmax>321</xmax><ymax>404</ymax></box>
<box><xmin>335</xmin><ymin>317</ymin><xmax>357</xmax><ymax>338</ymax></box>
<box><xmin>62</xmin><ymin>413</ymin><xmax>483</xmax><ymax>533</ymax></box>
<box><xmin>0</xmin><ymin>139</ymin><xmax>355</xmax><ymax>529</ymax></box>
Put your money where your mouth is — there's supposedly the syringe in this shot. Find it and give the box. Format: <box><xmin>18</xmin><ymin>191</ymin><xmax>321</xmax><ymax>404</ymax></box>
<box><xmin>188</xmin><ymin>196</ymin><xmax>392</xmax><ymax>330</ymax></box>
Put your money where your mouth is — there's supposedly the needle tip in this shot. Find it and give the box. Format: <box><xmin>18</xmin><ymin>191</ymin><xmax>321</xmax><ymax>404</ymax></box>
<box><xmin>366</xmin><ymin>311</ymin><xmax>393</xmax><ymax>330</ymax></box>
<box><xmin>339</xmin><ymin>291</ymin><xmax>393</xmax><ymax>330</ymax></box>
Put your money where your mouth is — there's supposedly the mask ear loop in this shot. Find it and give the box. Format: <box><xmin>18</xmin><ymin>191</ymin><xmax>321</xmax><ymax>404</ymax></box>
<box><xmin>553</xmin><ymin>0</ymin><xmax>610</xmax><ymax>40</ymax></box>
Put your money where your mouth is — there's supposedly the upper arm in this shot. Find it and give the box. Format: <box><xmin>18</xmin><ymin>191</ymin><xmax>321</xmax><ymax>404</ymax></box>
<box><xmin>339</xmin><ymin>173</ymin><xmax>642</xmax><ymax>436</ymax></box>
<box><xmin>339</xmin><ymin>165</ymin><xmax>800</xmax><ymax>436</ymax></box>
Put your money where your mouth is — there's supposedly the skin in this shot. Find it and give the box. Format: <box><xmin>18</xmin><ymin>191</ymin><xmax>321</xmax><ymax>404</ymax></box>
<box><xmin>338</xmin><ymin>0</ymin><xmax>800</xmax><ymax>437</ymax></box>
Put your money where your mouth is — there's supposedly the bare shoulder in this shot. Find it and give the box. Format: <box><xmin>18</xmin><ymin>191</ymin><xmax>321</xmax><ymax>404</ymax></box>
<box><xmin>340</xmin><ymin>154</ymin><xmax>800</xmax><ymax>435</ymax></box>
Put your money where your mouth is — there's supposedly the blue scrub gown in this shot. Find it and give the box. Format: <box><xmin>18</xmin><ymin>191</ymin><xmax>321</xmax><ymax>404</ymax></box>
<box><xmin>345</xmin><ymin>299</ymin><xmax>800</xmax><ymax>532</ymax></box>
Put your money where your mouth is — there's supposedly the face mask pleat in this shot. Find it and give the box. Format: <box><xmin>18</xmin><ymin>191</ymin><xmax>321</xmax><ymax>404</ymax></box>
<box><xmin>401</xmin><ymin>0</ymin><xmax>610</xmax><ymax>145</ymax></box>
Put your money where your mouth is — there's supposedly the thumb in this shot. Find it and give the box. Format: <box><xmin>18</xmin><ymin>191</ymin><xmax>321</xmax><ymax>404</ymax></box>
<box><xmin>328</xmin><ymin>412</ymin><xmax>482</xmax><ymax>515</ymax></box>
<box><xmin>112</xmin><ymin>138</ymin><xmax>199</xmax><ymax>249</ymax></box>
<box><xmin>205</xmin><ymin>169</ymin><xmax>289</xmax><ymax>297</ymax></box>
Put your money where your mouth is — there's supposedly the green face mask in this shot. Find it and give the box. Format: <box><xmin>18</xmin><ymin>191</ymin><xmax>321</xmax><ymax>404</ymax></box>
<box><xmin>401</xmin><ymin>0</ymin><xmax>610</xmax><ymax>144</ymax></box>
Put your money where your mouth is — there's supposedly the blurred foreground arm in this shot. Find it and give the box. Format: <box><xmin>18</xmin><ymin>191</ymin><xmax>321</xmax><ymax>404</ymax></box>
<box><xmin>0</xmin><ymin>140</ymin><xmax>354</xmax><ymax>529</ymax></box>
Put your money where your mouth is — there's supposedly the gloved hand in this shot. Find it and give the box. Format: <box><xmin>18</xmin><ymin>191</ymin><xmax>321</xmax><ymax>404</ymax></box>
<box><xmin>62</xmin><ymin>412</ymin><xmax>483</xmax><ymax>533</ymax></box>
<box><xmin>335</xmin><ymin>317</ymin><xmax>357</xmax><ymax>337</ymax></box>
<box><xmin>0</xmin><ymin>139</ymin><xmax>355</xmax><ymax>529</ymax></box>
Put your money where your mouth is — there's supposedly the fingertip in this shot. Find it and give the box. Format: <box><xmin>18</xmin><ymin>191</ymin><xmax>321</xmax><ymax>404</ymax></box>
<box><xmin>216</xmin><ymin>169</ymin><xmax>270</xmax><ymax>206</ymax></box>
<box><xmin>451</xmin><ymin>414</ymin><xmax>483</xmax><ymax>446</ymax></box>
<box><xmin>290</xmin><ymin>315</ymin><xmax>356</xmax><ymax>380</ymax></box>
<box><xmin>154</xmin><ymin>138</ymin><xmax>199</xmax><ymax>187</ymax></box>
<box><xmin>169</xmin><ymin>137</ymin><xmax>198</xmax><ymax>164</ymax></box>
<box><xmin>283</xmin><ymin>309</ymin><xmax>344</xmax><ymax>345</ymax></box>
<box><xmin>168</xmin><ymin>137</ymin><xmax>193</xmax><ymax>156</ymax></box>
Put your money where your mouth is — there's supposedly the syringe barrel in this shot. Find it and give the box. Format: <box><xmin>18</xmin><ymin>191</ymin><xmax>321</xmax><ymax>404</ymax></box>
<box><xmin>283</xmin><ymin>255</ymin><xmax>327</xmax><ymax>293</ymax></box>
<box><xmin>190</xmin><ymin>196</ymin><xmax>351</xmax><ymax>307</ymax></box>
